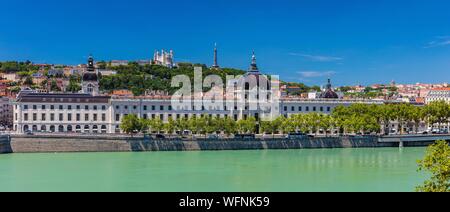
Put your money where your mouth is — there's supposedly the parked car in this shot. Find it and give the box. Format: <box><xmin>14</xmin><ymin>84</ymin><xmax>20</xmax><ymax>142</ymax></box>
<box><xmin>155</xmin><ymin>134</ymin><xmax>166</xmax><ymax>139</ymax></box>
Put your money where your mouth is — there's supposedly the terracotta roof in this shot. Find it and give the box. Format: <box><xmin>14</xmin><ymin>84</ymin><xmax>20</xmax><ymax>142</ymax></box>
<box><xmin>431</xmin><ymin>87</ymin><xmax>450</xmax><ymax>91</ymax></box>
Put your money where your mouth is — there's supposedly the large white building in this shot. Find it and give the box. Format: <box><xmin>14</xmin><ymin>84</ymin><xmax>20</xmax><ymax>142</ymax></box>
<box><xmin>12</xmin><ymin>54</ymin><xmax>384</xmax><ymax>134</ymax></box>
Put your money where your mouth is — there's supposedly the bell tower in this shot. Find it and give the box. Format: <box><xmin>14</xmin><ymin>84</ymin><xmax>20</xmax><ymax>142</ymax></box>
<box><xmin>82</xmin><ymin>55</ymin><xmax>99</xmax><ymax>96</ymax></box>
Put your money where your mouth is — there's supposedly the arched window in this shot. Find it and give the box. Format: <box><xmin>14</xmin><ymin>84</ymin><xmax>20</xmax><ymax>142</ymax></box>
<box><xmin>50</xmin><ymin>125</ymin><xmax>55</xmax><ymax>132</ymax></box>
<box><xmin>58</xmin><ymin>125</ymin><xmax>64</xmax><ymax>132</ymax></box>
<box><xmin>76</xmin><ymin>125</ymin><xmax>81</xmax><ymax>132</ymax></box>
<box><xmin>67</xmin><ymin>125</ymin><xmax>73</xmax><ymax>132</ymax></box>
<box><xmin>87</xmin><ymin>84</ymin><xmax>94</xmax><ymax>93</ymax></box>
<box><xmin>93</xmin><ymin>125</ymin><xmax>98</xmax><ymax>133</ymax></box>
<box><xmin>23</xmin><ymin>125</ymin><xmax>29</xmax><ymax>132</ymax></box>
<box><xmin>101</xmin><ymin>125</ymin><xmax>107</xmax><ymax>133</ymax></box>
<box><xmin>32</xmin><ymin>125</ymin><xmax>38</xmax><ymax>132</ymax></box>
<box><xmin>41</xmin><ymin>125</ymin><xmax>47</xmax><ymax>132</ymax></box>
<box><xmin>245</xmin><ymin>82</ymin><xmax>250</xmax><ymax>91</ymax></box>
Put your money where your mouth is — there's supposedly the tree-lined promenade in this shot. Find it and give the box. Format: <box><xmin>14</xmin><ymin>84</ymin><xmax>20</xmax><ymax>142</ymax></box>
<box><xmin>120</xmin><ymin>101</ymin><xmax>450</xmax><ymax>137</ymax></box>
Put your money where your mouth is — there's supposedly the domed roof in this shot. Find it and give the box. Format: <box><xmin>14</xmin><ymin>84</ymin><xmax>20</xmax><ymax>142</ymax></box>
<box><xmin>319</xmin><ymin>79</ymin><xmax>339</xmax><ymax>99</ymax></box>
<box><xmin>237</xmin><ymin>51</ymin><xmax>270</xmax><ymax>90</ymax></box>
<box><xmin>83</xmin><ymin>72</ymin><xmax>98</xmax><ymax>81</ymax></box>
<box><xmin>320</xmin><ymin>89</ymin><xmax>339</xmax><ymax>99</ymax></box>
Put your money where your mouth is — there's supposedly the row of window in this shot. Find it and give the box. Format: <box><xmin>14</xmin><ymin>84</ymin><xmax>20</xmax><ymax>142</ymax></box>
<box><xmin>22</xmin><ymin>105</ymin><xmax>107</xmax><ymax>111</ymax></box>
<box><xmin>115</xmin><ymin>113</ymin><xmax>243</xmax><ymax>122</ymax></box>
<box><xmin>115</xmin><ymin>105</ymin><xmax>271</xmax><ymax>112</ymax></box>
<box><xmin>22</xmin><ymin>124</ymin><xmax>108</xmax><ymax>133</ymax></box>
<box><xmin>284</xmin><ymin>106</ymin><xmax>332</xmax><ymax>113</ymax></box>
<box><xmin>20</xmin><ymin>113</ymin><xmax>107</xmax><ymax>122</ymax></box>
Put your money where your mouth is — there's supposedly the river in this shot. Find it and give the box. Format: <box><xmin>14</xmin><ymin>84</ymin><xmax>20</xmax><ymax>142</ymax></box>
<box><xmin>0</xmin><ymin>147</ymin><xmax>427</xmax><ymax>192</ymax></box>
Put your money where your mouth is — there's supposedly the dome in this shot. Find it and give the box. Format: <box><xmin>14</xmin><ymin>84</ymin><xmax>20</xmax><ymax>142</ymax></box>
<box><xmin>320</xmin><ymin>89</ymin><xmax>339</xmax><ymax>99</ymax></box>
<box><xmin>82</xmin><ymin>72</ymin><xmax>98</xmax><ymax>81</ymax></box>
<box><xmin>319</xmin><ymin>79</ymin><xmax>339</xmax><ymax>99</ymax></box>
<box><xmin>236</xmin><ymin>51</ymin><xmax>270</xmax><ymax>91</ymax></box>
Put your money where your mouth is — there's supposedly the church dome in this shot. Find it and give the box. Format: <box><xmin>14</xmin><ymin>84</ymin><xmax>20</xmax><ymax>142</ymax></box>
<box><xmin>83</xmin><ymin>72</ymin><xmax>98</xmax><ymax>81</ymax></box>
<box><xmin>237</xmin><ymin>51</ymin><xmax>270</xmax><ymax>90</ymax></box>
<box><xmin>319</xmin><ymin>79</ymin><xmax>339</xmax><ymax>99</ymax></box>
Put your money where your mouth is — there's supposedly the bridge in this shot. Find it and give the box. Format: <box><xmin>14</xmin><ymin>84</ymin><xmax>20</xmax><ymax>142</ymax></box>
<box><xmin>378</xmin><ymin>134</ymin><xmax>450</xmax><ymax>147</ymax></box>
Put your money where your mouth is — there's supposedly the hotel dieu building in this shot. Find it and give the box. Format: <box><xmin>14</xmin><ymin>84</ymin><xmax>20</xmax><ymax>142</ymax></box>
<box><xmin>12</xmin><ymin>54</ymin><xmax>383</xmax><ymax>134</ymax></box>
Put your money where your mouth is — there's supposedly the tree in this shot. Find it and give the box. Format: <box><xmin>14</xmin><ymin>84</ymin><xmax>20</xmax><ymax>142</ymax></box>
<box><xmin>164</xmin><ymin>118</ymin><xmax>177</xmax><ymax>136</ymax></box>
<box><xmin>66</xmin><ymin>79</ymin><xmax>81</xmax><ymax>93</ymax></box>
<box><xmin>223</xmin><ymin>117</ymin><xmax>237</xmax><ymax>136</ymax></box>
<box><xmin>237</xmin><ymin>117</ymin><xmax>256</xmax><ymax>134</ymax></box>
<box><xmin>425</xmin><ymin>101</ymin><xmax>450</xmax><ymax>131</ymax></box>
<box><xmin>148</xmin><ymin>118</ymin><xmax>164</xmax><ymax>134</ymax></box>
<box><xmin>97</xmin><ymin>61</ymin><xmax>107</xmax><ymax>69</ymax></box>
<box><xmin>50</xmin><ymin>80</ymin><xmax>61</xmax><ymax>92</ymax></box>
<box><xmin>24</xmin><ymin>76</ymin><xmax>34</xmax><ymax>86</ymax></box>
<box><xmin>260</xmin><ymin>121</ymin><xmax>275</xmax><ymax>135</ymax></box>
<box><xmin>416</xmin><ymin>140</ymin><xmax>450</xmax><ymax>192</ymax></box>
<box><xmin>120</xmin><ymin>114</ymin><xmax>142</xmax><ymax>134</ymax></box>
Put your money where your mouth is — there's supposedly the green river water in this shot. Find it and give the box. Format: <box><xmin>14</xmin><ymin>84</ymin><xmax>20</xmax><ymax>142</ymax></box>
<box><xmin>0</xmin><ymin>148</ymin><xmax>427</xmax><ymax>192</ymax></box>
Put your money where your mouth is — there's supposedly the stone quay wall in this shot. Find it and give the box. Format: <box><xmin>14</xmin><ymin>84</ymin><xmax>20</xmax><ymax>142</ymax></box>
<box><xmin>0</xmin><ymin>135</ymin><xmax>12</xmax><ymax>154</ymax></box>
<box><xmin>7</xmin><ymin>135</ymin><xmax>401</xmax><ymax>153</ymax></box>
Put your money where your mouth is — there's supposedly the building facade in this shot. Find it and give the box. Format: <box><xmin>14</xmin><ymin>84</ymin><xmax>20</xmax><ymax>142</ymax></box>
<box><xmin>153</xmin><ymin>49</ymin><xmax>175</xmax><ymax>68</ymax></box>
<box><xmin>0</xmin><ymin>97</ymin><xmax>13</xmax><ymax>129</ymax></box>
<box><xmin>13</xmin><ymin>94</ymin><xmax>384</xmax><ymax>134</ymax></box>
<box><xmin>425</xmin><ymin>88</ymin><xmax>450</xmax><ymax>104</ymax></box>
<box><xmin>12</xmin><ymin>53</ymin><xmax>385</xmax><ymax>134</ymax></box>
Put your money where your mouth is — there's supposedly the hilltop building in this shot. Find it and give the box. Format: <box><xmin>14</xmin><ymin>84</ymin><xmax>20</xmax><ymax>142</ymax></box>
<box><xmin>153</xmin><ymin>49</ymin><xmax>175</xmax><ymax>68</ymax></box>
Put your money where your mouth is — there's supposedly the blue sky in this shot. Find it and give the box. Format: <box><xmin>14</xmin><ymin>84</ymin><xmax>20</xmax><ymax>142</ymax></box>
<box><xmin>1</xmin><ymin>0</ymin><xmax>450</xmax><ymax>86</ymax></box>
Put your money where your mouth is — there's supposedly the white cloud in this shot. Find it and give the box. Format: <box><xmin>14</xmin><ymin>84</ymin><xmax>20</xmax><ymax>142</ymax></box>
<box><xmin>289</xmin><ymin>53</ymin><xmax>343</xmax><ymax>62</ymax></box>
<box><xmin>425</xmin><ymin>36</ymin><xmax>450</xmax><ymax>48</ymax></box>
<box><xmin>297</xmin><ymin>71</ymin><xmax>336</xmax><ymax>78</ymax></box>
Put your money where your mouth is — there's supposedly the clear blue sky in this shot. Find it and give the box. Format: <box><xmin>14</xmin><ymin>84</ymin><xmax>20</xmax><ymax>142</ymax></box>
<box><xmin>1</xmin><ymin>0</ymin><xmax>450</xmax><ymax>86</ymax></box>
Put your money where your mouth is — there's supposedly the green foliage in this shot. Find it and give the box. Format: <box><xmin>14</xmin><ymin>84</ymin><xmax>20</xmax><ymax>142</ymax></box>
<box><xmin>285</xmin><ymin>82</ymin><xmax>320</xmax><ymax>95</ymax></box>
<box><xmin>0</xmin><ymin>61</ymin><xmax>39</xmax><ymax>73</ymax></box>
<box><xmin>416</xmin><ymin>140</ymin><xmax>450</xmax><ymax>192</ymax></box>
<box><xmin>66</xmin><ymin>75</ymin><xmax>82</xmax><ymax>93</ymax></box>
<box><xmin>24</xmin><ymin>76</ymin><xmax>34</xmax><ymax>86</ymax></box>
<box><xmin>338</xmin><ymin>86</ymin><xmax>353</xmax><ymax>92</ymax></box>
<box><xmin>223</xmin><ymin>117</ymin><xmax>237</xmax><ymax>136</ymax></box>
<box><xmin>120</xmin><ymin>114</ymin><xmax>143</xmax><ymax>134</ymax></box>
<box><xmin>97</xmin><ymin>61</ymin><xmax>107</xmax><ymax>69</ymax></box>
<box><xmin>50</xmin><ymin>80</ymin><xmax>60</xmax><ymax>92</ymax></box>
<box><xmin>236</xmin><ymin>117</ymin><xmax>257</xmax><ymax>134</ymax></box>
<box><xmin>99</xmin><ymin>63</ymin><xmax>246</xmax><ymax>96</ymax></box>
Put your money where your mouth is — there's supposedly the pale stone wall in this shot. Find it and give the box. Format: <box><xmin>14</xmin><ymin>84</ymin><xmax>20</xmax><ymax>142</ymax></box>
<box><xmin>0</xmin><ymin>135</ymin><xmax>12</xmax><ymax>153</ymax></box>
